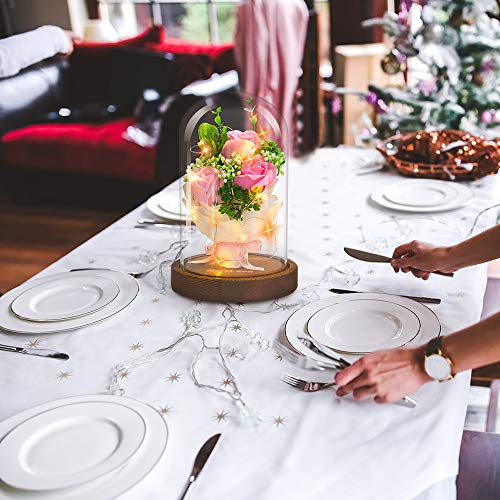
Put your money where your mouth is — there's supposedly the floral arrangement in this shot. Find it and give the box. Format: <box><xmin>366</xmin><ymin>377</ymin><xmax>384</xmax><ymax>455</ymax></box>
<box><xmin>183</xmin><ymin>103</ymin><xmax>286</xmax><ymax>270</ymax></box>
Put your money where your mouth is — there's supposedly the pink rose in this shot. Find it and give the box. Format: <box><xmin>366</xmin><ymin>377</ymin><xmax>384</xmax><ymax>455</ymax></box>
<box><xmin>190</xmin><ymin>166</ymin><xmax>223</xmax><ymax>206</ymax></box>
<box><xmin>227</xmin><ymin>130</ymin><xmax>261</xmax><ymax>145</ymax></box>
<box><xmin>221</xmin><ymin>139</ymin><xmax>257</xmax><ymax>161</ymax></box>
<box><xmin>234</xmin><ymin>155</ymin><xmax>277</xmax><ymax>191</ymax></box>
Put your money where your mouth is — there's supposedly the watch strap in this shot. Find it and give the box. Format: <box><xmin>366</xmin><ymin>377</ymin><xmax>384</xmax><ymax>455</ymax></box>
<box><xmin>426</xmin><ymin>336</ymin><xmax>443</xmax><ymax>357</ymax></box>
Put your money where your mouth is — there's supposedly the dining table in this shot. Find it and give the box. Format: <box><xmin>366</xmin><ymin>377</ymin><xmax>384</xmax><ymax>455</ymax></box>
<box><xmin>0</xmin><ymin>146</ymin><xmax>498</xmax><ymax>500</ymax></box>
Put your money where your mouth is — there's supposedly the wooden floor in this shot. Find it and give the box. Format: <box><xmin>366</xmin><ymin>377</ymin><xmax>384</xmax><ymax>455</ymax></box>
<box><xmin>0</xmin><ymin>193</ymin><xmax>124</xmax><ymax>293</ymax></box>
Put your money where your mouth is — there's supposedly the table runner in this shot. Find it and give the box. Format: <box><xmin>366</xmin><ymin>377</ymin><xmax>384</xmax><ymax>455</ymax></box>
<box><xmin>0</xmin><ymin>147</ymin><xmax>498</xmax><ymax>500</ymax></box>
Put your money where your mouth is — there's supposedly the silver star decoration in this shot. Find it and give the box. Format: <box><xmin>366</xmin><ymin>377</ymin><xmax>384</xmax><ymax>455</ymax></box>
<box><xmin>219</xmin><ymin>378</ymin><xmax>233</xmax><ymax>387</ymax></box>
<box><xmin>151</xmin><ymin>298</ymin><xmax>160</xmax><ymax>304</ymax></box>
<box><xmin>213</xmin><ymin>410</ymin><xmax>228</xmax><ymax>423</ymax></box>
<box><xmin>88</xmin><ymin>259</ymin><xmax>96</xmax><ymax>264</ymax></box>
<box><xmin>56</xmin><ymin>370</ymin><xmax>72</xmax><ymax>381</ymax></box>
<box><xmin>118</xmin><ymin>369</ymin><xmax>131</xmax><ymax>379</ymax></box>
<box><xmin>224</xmin><ymin>348</ymin><xmax>241</xmax><ymax>359</ymax></box>
<box><xmin>274</xmin><ymin>354</ymin><xmax>283</xmax><ymax>361</ymax></box>
<box><xmin>166</xmin><ymin>372</ymin><xmax>182</xmax><ymax>383</ymax></box>
<box><xmin>272</xmin><ymin>416</ymin><xmax>286</xmax><ymax>427</ymax></box>
<box><xmin>367</xmin><ymin>270</ymin><xmax>375</xmax><ymax>275</ymax></box>
<box><xmin>230</xmin><ymin>324</ymin><xmax>242</xmax><ymax>331</ymax></box>
<box><xmin>325</xmin><ymin>252</ymin><xmax>333</xmax><ymax>256</ymax></box>
<box><xmin>140</xmin><ymin>319</ymin><xmax>153</xmax><ymax>326</ymax></box>
<box><xmin>129</xmin><ymin>342</ymin><xmax>143</xmax><ymax>351</ymax></box>
<box><xmin>159</xmin><ymin>405</ymin><xmax>174</xmax><ymax>416</ymax></box>
<box><xmin>322</xmin><ymin>213</ymin><xmax>329</xmax><ymax>217</ymax></box>
<box><xmin>27</xmin><ymin>339</ymin><xmax>41</xmax><ymax>348</ymax></box>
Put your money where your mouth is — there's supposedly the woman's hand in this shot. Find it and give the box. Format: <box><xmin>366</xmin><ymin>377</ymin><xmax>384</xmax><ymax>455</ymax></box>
<box><xmin>334</xmin><ymin>346</ymin><xmax>431</xmax><ymax>404</ymax></box>
<box><xmin>390</xmin><ymin>240</ymin><xmax>456</xmax><ymax>280</ymax></box>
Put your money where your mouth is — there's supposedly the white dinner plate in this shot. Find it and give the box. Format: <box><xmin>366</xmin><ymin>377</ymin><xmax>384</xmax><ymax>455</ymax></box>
<box><xmin>0</xmin><ymin>395</ymin><xmax>168</xmax><ymax>500</ymax></box>
<box><xmin>284</xmin><ymin>293</ymin><xmax>441</xmax><ymax>364</ymax></box>
<box><xmin>147</xmin><ymin>191</ymin><xmax>186</xmax><ymax>222</ymax></box>
<box><xmin>383</xmin><ymin>179</ymin><xmax>459</xmax><ymax>207</ymax></box>
<box><xmin>0</xmin><ymin>401</ymin><xmax>146</xmax><ymax>491</ymax></box>
<box><xmin>307</xmin><ymin>299</ymin><xmax>421</xmax><ymax>354</ymax></box>
<box><xmin>371</xmin><ymin>179</ymin><xmax>473</xmax><ymax>213</ymax></box>
<box><xmin>158</xmin><ymin>190</ymin><xmax>186</xmax><ymax>216</ymax></box>
<box><xmin>0</xmin><ymin>271</ymin><xmax>139</xmax><ymax>335</ymax></box>
<box><xmin>10</xmin><ymin>276</ymin><xmax>120</xmax><ymax>322</ymax></box>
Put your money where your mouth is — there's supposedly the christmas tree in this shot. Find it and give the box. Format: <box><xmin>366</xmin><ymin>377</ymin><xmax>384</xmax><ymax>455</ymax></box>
<box><xmin>361</xmin><ymin>0</ymin><xmax>500</xmax><ymax>140</ymax></box>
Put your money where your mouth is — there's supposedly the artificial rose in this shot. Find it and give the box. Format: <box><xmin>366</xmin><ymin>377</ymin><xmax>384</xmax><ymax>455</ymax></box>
<box><xmin>227</xmin><ymin>130</ymin><xmax>261</xmax><ymax>145</ymax></box>
<box><xmin>221</xmin><ymin>139</ymin><xmax>257</xmax><ymax>161</ymax></box>
<box><xmin>234</xmin><ymin>155</ymin><xmax>277</xmax><ymax>191</ymax></box>
<box><xmin>190</xmin><ymin>166</ymin><xmax>223</xmax><ymax>206</ymax></box>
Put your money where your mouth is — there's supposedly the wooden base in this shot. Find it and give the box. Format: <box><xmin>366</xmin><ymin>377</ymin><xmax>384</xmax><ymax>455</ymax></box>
<box><xmin>171</xmin><ymin>258</ymin><xmax>298</xmax><ymax>303</ymax></box>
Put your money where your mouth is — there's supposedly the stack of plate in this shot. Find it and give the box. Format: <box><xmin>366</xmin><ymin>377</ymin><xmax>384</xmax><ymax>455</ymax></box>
<box><xmin>0</xmin><ymin>270</ymin><xmax>139</xmax><ymax>334</ymax></box>
<box><xmin>147</xmin><ymin>189</ymin><xmax>187</xmax><ymax>222</ymax></box>
<box><xmin>371</xmin><ymin>178</ymin><xmax>474</xmax><ymax>213</ymax></box>
<box><xmin>284</xmin><ymin>293</ymin><xmax>441</xmax><ymax>361</ymax></box>
<box><xmin>0</xmin><ymin>395</ymin><xmax>168</xmax><ymax>499</ymax></box>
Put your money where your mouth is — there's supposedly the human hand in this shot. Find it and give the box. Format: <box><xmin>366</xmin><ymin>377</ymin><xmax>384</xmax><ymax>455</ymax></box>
<box><xmin>390</xmin><ymin>240</ymin><xmax>455</xmax><ymax>280</ymax></box>
<box><xmin>334</xmin><ymin>346</ymin><xmax>431</xmax><ymax>404</ymax></box>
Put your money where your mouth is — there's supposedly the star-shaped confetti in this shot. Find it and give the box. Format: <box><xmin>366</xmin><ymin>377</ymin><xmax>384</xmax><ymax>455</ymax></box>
<box><xmin>325</xmin><ymin>252</ymin><xmax>333</xmax><ymax>256</ymax></box>
<box><xmin>159</xmin><ymin>405</ymin><xmax>174</xmax><ymax>416</ymax></box>
<box><xmin>140</xmin><ymin>319</ymin><xmax>153</xmax><ymax>326</ymax></box>
<box><xmin>118</xmin><ymin>369</ymin><xmax>131</xmax><ymax>379</ymax></box>
<box><xmin>151</xmin><ymin>298</ymin><xmax>160</xmax><ymax>304</ymax></box>
<box><xmin>27</xmin><ymin>339</ymin><xmax>41</xmax><ymax>348</ymax></box>
<box><xmin>129</xmin><ymin>342</ymin><xmax>143</xmax><ymax>351</ymax></box>
<box><xmin>56</xmin><ymin>370</ymin><xmax>72</xmax><ymax>381</ymax></box>
<box><xmin>272</xmin><ymin>416</ymin><xmax>286</xmax><ymax>427</ymax></box>
<box><xmin>224</xmin><ymin>348</ymin><xmax>241</xmax><ymax>359</ymax></box>
<box><xmin>88</xmin><ymin>259</ymin><xmax>96</xmax><ymax>264</ymax></box>
<box><xmin>230</xmin><ymin>324</ymin><xmax>242</xmax><ymax>332</ymax></box>
<box><xmin>367</xmin><ymin>270</ymin><xmax>375</xmax><ymax>275</ymax></box>
<box><xmin>274</xmin><ymin>354</ymin><xmax>283</xmax><ymax>361</ymax></box>
<box><xmin>219</xmin><ymin>378</ymin><xmax>233</xmax><ymax>387</ymax></box>
<box><xmin>213</xmin><ymin>410</ymin><xmax>228</xmax><ymax>423</ymax></box>
<box><xmin>166</xmin><ymin>372</ymin><xmax>182</xmax><ymax>383</ymax></box>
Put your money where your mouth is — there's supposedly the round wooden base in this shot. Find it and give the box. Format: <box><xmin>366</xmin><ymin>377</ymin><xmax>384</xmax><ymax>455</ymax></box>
<box><xmin>171</xmin><ymin>259</ymin><xmax>298</xmax><ymax>303</ymax></box>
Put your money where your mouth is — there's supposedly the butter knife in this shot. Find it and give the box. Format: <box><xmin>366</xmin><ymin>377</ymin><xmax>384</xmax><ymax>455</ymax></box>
<box><xmin>0</xmin><ymin>344</ymin><xmax>69</xmax><ymax>360</ymax></box>
<box><xmin>179</xmin><ymin>433</ymin><xmax>221</xmax><ymax>500</ymax></box>
<box><xmin>344</xmin><ymin>247</ymin><xmax>454</xmax><ymax>277</ymax></box>
<box><xmin>330</xmin><ymin>288</ymin><xmax>441</xmax><ymax>304</ymax></box>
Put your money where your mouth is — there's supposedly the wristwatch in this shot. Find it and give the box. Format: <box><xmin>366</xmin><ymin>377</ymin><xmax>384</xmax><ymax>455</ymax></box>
<box><xmin>424</xmin><ymin>337</ymin><xmax>454</xmax><ymax>382</ymax></box>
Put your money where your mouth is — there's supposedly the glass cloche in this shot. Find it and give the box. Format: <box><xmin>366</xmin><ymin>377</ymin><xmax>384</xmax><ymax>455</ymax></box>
<box><xmin>171</xmin><ymin>93</ymin><xmax>296</xmax><ymax>302</ymax></box>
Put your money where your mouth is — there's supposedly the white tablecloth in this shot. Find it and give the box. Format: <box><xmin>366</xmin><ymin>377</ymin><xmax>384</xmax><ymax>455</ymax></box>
<box><xmin>1</xmin><ymin>147</ymin><xmax>499</xmax><ymax>500</ymax></box>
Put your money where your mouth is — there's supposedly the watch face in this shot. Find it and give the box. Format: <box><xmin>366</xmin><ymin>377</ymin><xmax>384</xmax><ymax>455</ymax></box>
<box><xmin>425</xmin><ymin>354</ymin><xmax>452</xmax><ymax>381</ymax></box>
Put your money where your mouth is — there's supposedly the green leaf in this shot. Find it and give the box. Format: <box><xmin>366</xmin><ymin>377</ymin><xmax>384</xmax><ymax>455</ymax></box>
<box><xmin>198</xmin><ymin>123</ymin><xmax>219</xmax><ymax>152</ymax></box>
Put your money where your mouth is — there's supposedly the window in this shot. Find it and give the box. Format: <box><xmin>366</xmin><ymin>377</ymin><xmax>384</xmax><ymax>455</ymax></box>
<box><xmin>99</xmin><ymin>0</ymin><xmax>330</xmax><ymax>52</ymax></box>
<box><xmin>98</xmin><ymin>0</ymin><xmax>239</xmax><ymax>43</ymax></box>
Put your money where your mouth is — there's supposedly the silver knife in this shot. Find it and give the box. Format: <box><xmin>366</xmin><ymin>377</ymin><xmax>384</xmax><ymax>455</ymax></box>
<box><xmin>329</xmin><ymin>288</ymin><xmax>441</xmax><ymax>304</ymax></box>
<box><xmin>344</xmin><ymin>247</ymin><xmax>454</xmax><ymax>277</ymax></box>
<box><xmin>179</xmin><ymin>433</ymin><xmax>221</xmax><ymax>500</ymax></box>
<box><xmin>0</xmin><ymin>344</ymin><xmax>69</xmax><ymax>360</ymax></box>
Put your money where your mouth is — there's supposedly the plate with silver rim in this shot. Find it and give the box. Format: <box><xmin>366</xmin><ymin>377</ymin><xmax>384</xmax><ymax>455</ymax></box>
<box><xmin>0</xmin><ymin>395</ymin><xmax>168</xmax><ymax>500</ymax></box>
<box><xmin>371</xmin><ymin>179</ymin><xmax>473</xmax><ymax>213</ymax></box>
<box><xmin>146</xmin><ymin>191</ymin><xmax>187</xmax><ymax>222</ymax></box>
<box><xmin>307</xmin><ymin>299</ymin><xmax>421</xmax><ymax>354</ymax></box>
<box><xmin>383</xmin><ymin>179</ymin><xmax>460</xmax><ymax>208</ymax></box>
<box><xmin>10</xmin><ymin>275</ymin><xmax>120</xmax><ymax>322</ymax></box>
<box><xmin>0</xmin><ymin>401</ymin><xmax>146</xmax><ymax>491</ymax></box>
<box><xmin>0</xmin><ymin>270</ymin><xmax>139</xmax><ymax>335</ymax></box>
<box><xmin>283</xmin><ymin>293</ymin><xmax>441</xmax><ymax>363</ymax></box>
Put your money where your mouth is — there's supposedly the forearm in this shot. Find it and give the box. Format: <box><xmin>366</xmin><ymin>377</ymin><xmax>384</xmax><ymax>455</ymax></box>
<box><xmin>0</xmin><ymin>26</ymin><xmax>71</xmax><ymax>78</ymax></box>
<box><xmin>446</xmin><ymin>224</ymin><xmax>500</xmax><ymax>271</ymax></box>
<box><xmin>440</xmin><ymin>311</ymin><xmax>500</xmax><ymax>373</ymax></box>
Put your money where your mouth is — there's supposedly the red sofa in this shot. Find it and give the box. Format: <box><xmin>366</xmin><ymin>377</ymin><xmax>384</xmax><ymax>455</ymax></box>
<box><xmin>0</xmin><ymin>26</ymin><xmax>236</xmax><ymax>207</ymax></box>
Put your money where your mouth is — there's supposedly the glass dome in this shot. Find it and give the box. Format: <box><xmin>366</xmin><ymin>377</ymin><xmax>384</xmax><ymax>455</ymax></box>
<box><xmin>177</xmin><ymin>93</ymin><xmax>289</xmax><ymax>281</ymax></box>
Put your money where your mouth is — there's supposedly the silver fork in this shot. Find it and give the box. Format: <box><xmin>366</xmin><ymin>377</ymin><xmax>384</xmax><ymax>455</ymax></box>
<box><xmin>280</xmin><ymin>372</ymin><xmax>336</xmax><ymax>392</ymax></box>
<box><xmin>280</xmin><ymin>371</ymin><xmax>418</xmax><ymax>409</ymax></box>
<box><xmin>273</xmin><ymin>340</ymin><xmax>342</xmax><ymax>371</ymax></box>
<box><xmin>70</xmin><ymin>265</ymin><xmax>165</xmax><ymax>279</ymax></box>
